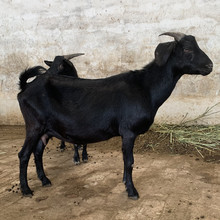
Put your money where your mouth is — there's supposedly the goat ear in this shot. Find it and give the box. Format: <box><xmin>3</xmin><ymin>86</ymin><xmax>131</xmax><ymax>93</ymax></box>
<box><xmin>154</xmin><ymin>42</ymin><xmax>176</xmax><ymax>66</ymax></box>
<box><xmin>63</xmin><ymin>59</ymin><xmax>73</xmax><ymax>67</ymax></box>
<box><xmin>44</xmin><ymin>60</ymin><xmax>53</xmax><ymax>67</ymax></box>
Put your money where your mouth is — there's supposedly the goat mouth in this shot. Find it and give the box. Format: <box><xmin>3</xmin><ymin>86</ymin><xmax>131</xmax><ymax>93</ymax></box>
<box><xmin>195</xmin><ymin>67</ymin><xmax>212</xmax><ymax>76</ymax></box>
<box><xmin>197</xmin><ymin>67</ymin><xmax>213</xmax><ymax>76</ymax></box>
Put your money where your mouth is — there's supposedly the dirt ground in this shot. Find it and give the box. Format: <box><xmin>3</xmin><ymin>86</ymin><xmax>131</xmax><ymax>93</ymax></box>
<box><xmin>0</xmin><ymin>126</ymin><xmax>219</xmax><ymax>220</ymax></box>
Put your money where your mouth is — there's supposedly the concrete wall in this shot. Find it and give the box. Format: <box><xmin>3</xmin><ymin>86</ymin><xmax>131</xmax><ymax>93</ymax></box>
<box><xmin>0</xmin><ymin>0</ymin><xmax>219</xmax><ymax>125</ymax></box>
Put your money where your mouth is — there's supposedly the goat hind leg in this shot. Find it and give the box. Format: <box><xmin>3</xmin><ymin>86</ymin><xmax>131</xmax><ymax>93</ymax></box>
<box><xmin>18</xmin><ymin>135</ymin><xmax>40</xmax><ymax>196</ymax></box>
<box><xmin>33</xmin><ymin>137</ymin><xmax>51</xmax><ymax>187</ymax></box>
<box><xmin>59</xmin><ymin>140</ymin><xmax>66</xmax><ymax>152</ymax></box>
<box><xmin>82</xmin><ymin>144</ymin><xmax>88</xmax><ymax>162</ymax></box>
<box><xmin>73</xmin><ymin>144</ymin><xmax>80</xmax><ymax>164</ymax></box>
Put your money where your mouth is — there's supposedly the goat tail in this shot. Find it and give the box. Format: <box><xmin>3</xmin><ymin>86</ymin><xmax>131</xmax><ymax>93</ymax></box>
<box><xmin>19</xmin><ymin>66</ymin><xmax>46</xmax><ymax>91</ymax></box>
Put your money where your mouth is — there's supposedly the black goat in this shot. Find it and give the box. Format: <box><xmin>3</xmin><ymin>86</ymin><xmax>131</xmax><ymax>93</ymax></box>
<box><xmin>44</xmin><ymin>54</ymin><xmax>88</xmax><ymax>164</ymax></box>
<box><xmin>44</xmin><ymin>53</ymin><xmax>82</xmax><ymax>77</ymax></box>
<box><xmin>22</xmin><ymin>54</ymin><xmax>88</xmax><ymax>164</ymax></box>
<box><xmin>17</xmin><ymin>32</ymin><xmax>213</xmax><ymax>199</ymax></box>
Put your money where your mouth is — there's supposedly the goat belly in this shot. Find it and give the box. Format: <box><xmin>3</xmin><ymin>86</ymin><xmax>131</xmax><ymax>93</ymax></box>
<box><xmin>47</xmin><ymin>127</ymin><xmax>118</xmax><ymax>145</ymax></box>
<box><xmin>46</xmin><ymin>114</ymin><xmax>119</xmax><ymax>144</ymax></box>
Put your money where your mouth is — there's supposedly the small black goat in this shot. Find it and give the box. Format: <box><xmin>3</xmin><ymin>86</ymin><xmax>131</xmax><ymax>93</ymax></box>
<box><xmin>43</xmin><ymin>54</ymin><xmax>88</xmax><ymax>164</ymax></box>
<box><xmin>24</xmin><ymin>54</ymin><xmax>88</xmax><ymax>164</ymax></box>
<box><xmin>17</xmin><ymin>32</ymin><xmax>213</xmax><ymax>199</ymax></box>
<box><xmin>44</xmin><ymin>53</ymin><xmax>82</xmax><ymax>77</ymax></box>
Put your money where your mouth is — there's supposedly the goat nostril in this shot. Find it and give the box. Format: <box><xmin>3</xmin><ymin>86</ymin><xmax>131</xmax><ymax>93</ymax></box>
<box><xmin>206</xmin><ymin>63</ymin><xmax>213</xmax><ymax>69</ymax></box>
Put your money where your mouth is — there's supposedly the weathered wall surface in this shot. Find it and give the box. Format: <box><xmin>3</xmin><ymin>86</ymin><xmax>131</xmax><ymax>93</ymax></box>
<box><xmin>0</xmin><ymin>0</ymin><xmax>219</xmax><ymax>125</ymax></box>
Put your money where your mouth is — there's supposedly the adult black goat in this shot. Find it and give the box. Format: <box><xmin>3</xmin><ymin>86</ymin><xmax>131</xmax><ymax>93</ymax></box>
<box><xmin>44</xmin><ymin>54</ymin><xmax>88</xmax><ymax>164</ymax></box>
<box><xmin>17</xmin><ymin>32</ymin><xmax>213</xmax><ymax>199</ymax></box>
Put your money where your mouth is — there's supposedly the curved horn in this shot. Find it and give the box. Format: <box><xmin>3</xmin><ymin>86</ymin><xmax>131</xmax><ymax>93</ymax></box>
<box><xmin>63</xmin><ymin>53</ymin><xmax>85</xmax><ymax>60</ymax></box>
<box><xmin>159</xmin><ymin>32</ymin><xmax>185</xmax><ymax>41</ymax></box>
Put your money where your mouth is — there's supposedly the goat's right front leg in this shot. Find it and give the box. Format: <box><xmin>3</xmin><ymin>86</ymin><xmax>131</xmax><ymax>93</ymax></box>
<box><xmin>122</xmin><ymin>134</ymin><xmax>139</xmax><ymax>200</ymax></box>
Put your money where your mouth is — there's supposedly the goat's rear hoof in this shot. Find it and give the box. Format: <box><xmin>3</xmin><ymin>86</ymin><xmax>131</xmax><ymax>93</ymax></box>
<box><xmin>42</xmin><ymin>177</ymin><xmax>52</xmax><ymax>187</ymax></box>
<box><xmin>21</xmin><ymin>188</ymin><xmax>34</xmax><ymax>197</ymax></box>
<box><xmin>43</xmin><ymin>182</ymin><xmax>52</xmax><ymax>187</ymax></box>
<box><xmin>83</xmin><ymin>159</ymin><xmax>88</xmax><ymax>163</ymax></box>
<box><xmin>82</xmin><ymin>154</ymin><xmax>88</xmax><ymax>162</ymax></box>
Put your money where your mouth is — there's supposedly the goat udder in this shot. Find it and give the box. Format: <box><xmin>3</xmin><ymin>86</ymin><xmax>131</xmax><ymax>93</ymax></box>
<box><xmin>41</xmin><ymin>134</ymin><xmax>49</xmax><ymax>146</ymax></box>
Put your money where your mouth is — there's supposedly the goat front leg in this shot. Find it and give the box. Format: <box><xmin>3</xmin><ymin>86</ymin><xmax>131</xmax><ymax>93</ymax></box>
<box><xmin>122</xmin><ymin>134</ymin><xmax>139</xmax><ymax>200</ymax></box>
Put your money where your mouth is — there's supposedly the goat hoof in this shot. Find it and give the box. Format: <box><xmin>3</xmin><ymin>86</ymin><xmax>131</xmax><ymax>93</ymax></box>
<box><xmin>42</xmin><ymin>178</ymin><xmax>52</xmax><ymax>187</ymax></box>
<box><xmin>74</xmin><ymin>161</ymin><xmax>80</xmax><ymax>165</ymax></box>
<box><xmin>83</xmin><ymin>159</ymin><xmax>88</xmax><ymax>163</ymax></box>
<box><xmin>128</xmin><ymin>194</ymin><xmax>139</xmax><ymax>200</ymax></box>
<box><xmin>123</xmin><ymin>178</ymin><xmax>126</xmax><ymax>184</ymax></box>
<box><xmin>21</xmin><ymin>188</ymin><xmax>34</xmax><ymax>197</ymax></box>
<box><xmin>127</xmin><ymin>190</ymin><xmax>139</xmax><ymax>200</ymax></box>
<box><xmin>82</xmin><ymin>155</ymin><xmax>88</xmax><ymax>161</ymax></box>
<box><xmin>43</xmin><ymin>182</ymin><xmax>52</xmax><ymax>187</ymax></box>
<box><xmin>126</xmin><ymin>187</ymin><xmax>139</xmax><ymax>200</ymax></box>
<box><xmin>59</xmin><ymin>145</ymin><xmax>66</xmax><ymax>151</ymax></box>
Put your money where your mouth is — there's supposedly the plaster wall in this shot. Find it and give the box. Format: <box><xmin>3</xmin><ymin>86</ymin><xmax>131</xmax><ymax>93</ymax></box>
<box><xmin>0</xmin><ymin>0</ymin><xmax>219</xmax><ymax>125</ymax></box>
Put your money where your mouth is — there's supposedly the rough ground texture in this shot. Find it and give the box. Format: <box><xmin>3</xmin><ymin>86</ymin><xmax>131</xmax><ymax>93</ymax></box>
<box><xmin>0</xmin><ymin>126</ymin><xmax>219</xmax><ymax>220</ymax></box>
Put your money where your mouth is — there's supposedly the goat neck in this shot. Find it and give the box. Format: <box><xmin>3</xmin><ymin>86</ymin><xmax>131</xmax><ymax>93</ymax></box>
<box><xmin>142</xmin><ymin>61</ymin><xmax>182</xmax><ymax>110</ymax></box>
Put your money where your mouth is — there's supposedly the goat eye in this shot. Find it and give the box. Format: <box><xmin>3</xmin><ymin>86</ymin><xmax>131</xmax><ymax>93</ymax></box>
<box><xmin>184</xmin><ymin>49</ymin><xmax>193</xmax><ymax>53</ymax></box>
<box><xmin>59</xmin><ymin>64</ymin><xmax>64</xmax><ymax>70</ymax></box>
<box><xmin>184</xmin><ymin>50</ymin><xmax>194</xmax><ymax>61</ymax></box>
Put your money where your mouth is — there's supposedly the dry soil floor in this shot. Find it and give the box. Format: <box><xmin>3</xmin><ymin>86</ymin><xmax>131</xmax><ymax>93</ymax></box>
<box><xmin>0</xmin><ymin>126</ymin><xmax>219</xmax><ymax>220</ymax></box>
